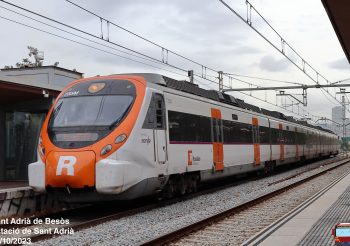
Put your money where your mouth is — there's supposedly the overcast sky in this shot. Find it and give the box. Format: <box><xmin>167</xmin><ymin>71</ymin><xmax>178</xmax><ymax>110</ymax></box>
<box><xmin>1</xmin><ymin>0</ymin><xmax>349</xmax><ymax>122</ymax></box>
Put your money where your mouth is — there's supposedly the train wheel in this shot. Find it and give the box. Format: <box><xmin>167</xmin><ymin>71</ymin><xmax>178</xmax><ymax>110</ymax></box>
<box><xmin>263</xmin><ymin>162</ymin><xmax>269</xmax><ymax>175</ymax></box>
<box><xmin>177</xmin><ymin>175</ymin><xmax>186</xmax><ymax>196</ymax></box>
<box><xmin>189</xmin><ymin>174</ymin><xmax>199</xmax><ymax>193</ymax></box>
<box><xmin>271</xmin><ymin>162</ymin><xmax>276</xmax><ymax>173</ymax></box>
<box><xmin>263</xmin><ymin>162</ymin><xmax>275</xmax><ymax>176</ymax></box>
<box><xmin>164</xmin><ymin>178</ymin><xmax>176</xmax><ymax>199</ymax></box>
<box><xmin>191</xmin><ymin>177</ymin><xmax>198</xmax><ymax>193</ymax></box>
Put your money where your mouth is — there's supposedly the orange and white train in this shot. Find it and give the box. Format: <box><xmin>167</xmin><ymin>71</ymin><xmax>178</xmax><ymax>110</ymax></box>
<box><xmin>28</xmin><ymin>73</ymin><xmax>340</xmax><ymax>201</ymax></box>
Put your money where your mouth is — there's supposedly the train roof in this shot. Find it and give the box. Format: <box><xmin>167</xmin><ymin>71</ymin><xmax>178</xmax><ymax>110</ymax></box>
<box><xmin>115</xmin><ymin>73</ymin><xmax>336</xmax><ymax>135</ymax></box>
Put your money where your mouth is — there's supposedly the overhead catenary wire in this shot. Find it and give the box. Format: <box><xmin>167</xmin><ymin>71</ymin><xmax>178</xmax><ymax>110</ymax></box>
<box><xmin>219</xmin><ymin>0</ymin><xmax>344</xmax><ymax>109</ymax></box>
<box><xmin>0</xmin><ymin>15</ymin><xmax>188</xmax><ymax>78</ymax></box>
<box><xmin>0</xmin><ymin>5</ymin><xmax>173</xmax><ymax>69</ymax></box>
<box><xmin>64</xmin><ymin>0</ymin><xmax>219</xmax><ymax>74</ymax></box>
<box><xmin>0</xmin><ymin>0</ymin><xmax>189</xmax><ymax>75</ymax></box>
<box><xmin>224</xmin><ymin>72</ymin><xmax>304</xmax><ymax>86</ymax></box>
<box><xmin>0</xmin><ymin>0</ymin><xmax>329</xmax><ymax>122</ymax></box>
<box><xmin>64</xmin><ymin>0</ymin><xmax>343</xmax><ymax>113</ymax></box>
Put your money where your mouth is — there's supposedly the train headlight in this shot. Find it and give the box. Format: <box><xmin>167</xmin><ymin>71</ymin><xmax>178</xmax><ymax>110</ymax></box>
<box><xmin>100</xmin><ymin>144</ymin><xmax>112</xmax><ymax>156</ymax></box>
<box><xmin>115</xmin><ymin>134</ymin><xmax>127</xmax><ymax>144</ymax></box>
<box><xmin>88</xmin><ymin>82</ymin><xmax>106</xmax><ymax>93</ymax></box>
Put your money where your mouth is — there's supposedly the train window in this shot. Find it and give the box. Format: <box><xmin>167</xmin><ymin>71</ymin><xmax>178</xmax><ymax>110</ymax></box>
<box><xmin>284</xmin><ymin>131</ymin><xmax>289</xmax><ymax>144</ymax></box>
<box><xmin>222</xmin><ymin>121</ymin><xmax>230</xmax><ymax>142</ymax></box>
<box><xmin>270</xmin><ymin>128</ymin><xmax>279</xmax><ymax>144</ymax></box>
<box><xmin>287</xmin><ymin>130</ymin><xmax>296</xmax><ymax>144</ymax></box>
<box><xmin>49</xmin><ymin>95</ymin><xmax>134</xmax><ymax>128</ymax></box>
<box><xmin>212</xmin><ymin>118</ymin><xmax>223</xmax><ymax>143</ymax></box>
<box><xmin>284</xmin><ymin>131</ymin><xmax>288</xmax><ymax>144</ymax></box>
<box><xmin>155</xmin><ymin>94</ymin><xmax>166</xmax><ymax>129</ymax></box>
<box><xmin>259</xmin><ymin>126</ymin><xmax>270</xmax><ymax>144</ymax></box>
<box><xmin>252</xmin><ymin>125</ymin><xmax>260</xmax><ymax>144</ymax></box>
<box><xmin>142</xmin><ymin>93</ymin><xmax>166</xmax><ymax>130</ymax></box>
<box><xmin>143</xmin><ymin>96</ymin><xmax>155</xmax><ymax>128</ymax></box>
<box><xmin>240</xmin><ymin>124</ymin><xmax>253</xmax><ymax>143</ymax></box>
<box><xmin>232</xmin><ymin>114</ymin><xmax>238</xmax><ymax>120</ymax></box>
<box><xmin>168</xmin><ymin>111</ymin><xmax>211</xmax><ymax>143</ymax></box>
<box><xmin>223</xmin><ymin>120</ymin><xmax>235</xmax><ymax>143</ymax></box>
<box><xmin>222</xmin><ymin>120</ymin><xmax>252</xmax><ymax>144</ymax></box>
<box><xmin>298</xmin><ymin>132</ymin><xmax>306</xmax><ymax>145</ymax></box>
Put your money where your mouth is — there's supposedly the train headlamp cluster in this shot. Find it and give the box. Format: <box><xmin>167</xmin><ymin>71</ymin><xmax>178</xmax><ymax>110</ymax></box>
<box><xmin>115</xmin><ymin>134</ymin><xmax>127</xmax><ymax>144</ymax></box>
<box><xmin>100</xmin><ymin>134</ymin><xmax>127</xmax><ymax>156</ymax></box>
<box><xmin>88</xmin><ymin>82</ymin><xmax>106</xmax><ymax>93</ymax></box>
<box><xmin>100</xmin><ymin>144</ymin><xmax>112</xmax><ymax>156</ymax></box>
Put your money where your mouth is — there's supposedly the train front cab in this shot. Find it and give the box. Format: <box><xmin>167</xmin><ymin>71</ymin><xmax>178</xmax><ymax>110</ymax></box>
<box><xmin>28</xmin><ymin>75</ymin><xmax>158</xmax><ymax>197</ymax></box>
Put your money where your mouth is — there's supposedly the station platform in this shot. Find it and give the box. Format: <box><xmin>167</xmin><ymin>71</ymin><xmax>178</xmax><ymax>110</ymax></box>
<box><xmin>244</xmin><ymin>168</ymin><xmax>350</xmax><ymax>246</ymax></box>
<box><xmin>0</xmin><ymin>182</ymin><xmax>65</xmax><ymax>218</ymax></box>
<box><xmin>0</xmin><ymin>181</ymin><xmax>28</xmax><ymax>189</ymax></box>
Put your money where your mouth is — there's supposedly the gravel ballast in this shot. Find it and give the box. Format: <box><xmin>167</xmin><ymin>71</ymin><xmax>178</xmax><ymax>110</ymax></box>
<box><xmin>173</xmin><ymin>161</ymin><xmax>350</xmax><ymax>245</ymax></box>
<box><xmin>35</xmin><ymin>157</ymin><xmax>348</xmax><ymax>246</ymax></box>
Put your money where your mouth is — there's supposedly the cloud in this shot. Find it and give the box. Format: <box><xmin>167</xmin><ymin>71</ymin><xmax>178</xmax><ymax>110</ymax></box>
<box><xmin>329</xmin><ymin>58</ymin><xmax>350</xmax><ymax>70</ymax></box>
<box><xmin>259</xmin><ymin>55</ymin><xmax>290</xmax><ymax>72</ymax></box>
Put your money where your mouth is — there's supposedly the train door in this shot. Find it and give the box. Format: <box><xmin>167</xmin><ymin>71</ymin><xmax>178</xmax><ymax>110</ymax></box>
<box><xmin>211</xmin><ymin>108</ymin><xmax>224</xmax><ymax>171</ymax></box>
<box><xmin>295</xmin><ymin>127</ymin><xmax>299</xmax><ymax>158</ymax></box>
<box><xmin>154</xmin><ymin>93</ymin><xmax>167</xmax><ymax>164</ymax></box>
<box><xmin>302</xmin><ymin>129</ymin><xmax>305</xmax><ymax>156</ymax></box>
<box><xmin>268</xmin><ymin>119</ymin><xmax>272</xmax><ymax>161</ymax></box>
<box><xmin>279</xmin><ymin>123</ymin><xmax>284</xmax><ymax>161</ymax></box>
<box><xmin>252</xmin><ymin>117</ymin><xmax>260</xmax><ymax>165</ymax></box>
<box><xmin>318</xmin><ymin>132</ymin><xmax>322</xmax><ymax>154</ymax></box>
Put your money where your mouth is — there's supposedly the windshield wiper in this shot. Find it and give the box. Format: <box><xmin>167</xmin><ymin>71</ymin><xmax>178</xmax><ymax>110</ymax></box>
<box><xmin>51</xmin><ymin>101</ymin><xmax>63</xmax><ymax>120</ymax></box>
<box><xmin>109</xmin><ymin>117</ymin><xmax>122</xmax><ymax>130</ymax></box>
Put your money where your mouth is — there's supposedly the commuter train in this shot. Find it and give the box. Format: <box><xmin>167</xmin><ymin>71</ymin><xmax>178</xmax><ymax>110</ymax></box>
<box><xmin>28</xmin><ymin>73</ymin><xmax>340</xmax><ymax>201</ymax></box>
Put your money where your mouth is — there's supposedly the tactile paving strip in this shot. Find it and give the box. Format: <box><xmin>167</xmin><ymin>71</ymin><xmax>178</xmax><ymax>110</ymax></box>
<box><xmin>298</xmin><ymin>185</ymin><xmax>350</xmax><ymax>245</ymax></box>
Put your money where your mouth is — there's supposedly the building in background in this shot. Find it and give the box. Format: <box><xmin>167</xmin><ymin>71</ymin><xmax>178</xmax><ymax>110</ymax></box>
<box><xmin>0</xmin><ymin>66</ymin><xmax>83</xmax><ymax>181</ymax></box>
<box><xmin>331</xmin><ymin>106</ymin><xmax>350</xmax><ymax>137</ymax></box>
<box><xmin>332</xmin><ymin>106</ymin><xmax>343</xmax><ymax>125</ymax></box>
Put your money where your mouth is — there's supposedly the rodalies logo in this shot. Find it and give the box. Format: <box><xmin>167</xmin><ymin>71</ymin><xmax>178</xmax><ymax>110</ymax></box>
<box><xmin>64</xmin><ymin>90</ymin><xmax>79</xmax><ymax>97</ymax></box>
<box><xmin>56</xmin><ymin>156</ymin><xmax>77</xmax><ymax>176</ymax></box>
<box><xmin>141</xmin><ymin>136</ymin><xmax>151</xmax><ymax>145</ymax></box>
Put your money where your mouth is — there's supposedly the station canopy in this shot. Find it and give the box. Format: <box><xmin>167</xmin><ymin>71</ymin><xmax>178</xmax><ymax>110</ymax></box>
<box><xmin>322</xmin><ymin>0</ymin><xmax>350</xmax><ymax>63</ymax></box>
<box><xmin>0</xmin><ymin>78</ymin><xmax>59</xmax><ymax>106</ymax></box>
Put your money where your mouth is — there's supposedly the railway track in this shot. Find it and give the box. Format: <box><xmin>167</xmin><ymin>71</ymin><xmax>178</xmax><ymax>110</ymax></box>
<box><xmin>1</xmin><ymin>165</ymin><xmax>261</xmax><ymax>244</ymax></box>
<box><xmin>2</xmin><ymin>156</ymin><xmax>346</xmax><ymax>245</ymax></box>
<box><xmin>141</xmin><ymin>157</ymin><xmax>350</xmax><ymax>246</ymax></box>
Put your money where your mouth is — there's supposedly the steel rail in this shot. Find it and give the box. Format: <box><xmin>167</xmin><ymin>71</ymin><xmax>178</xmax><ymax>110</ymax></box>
<box><xmin>141</xmin><ymin>157</ymin><xmax>350</xmax><ymax>246</ymax></box>
<box><xmin>6</xmin><ymin>156</ymin><xmax>345</xmax><ymax>244</ymax></box>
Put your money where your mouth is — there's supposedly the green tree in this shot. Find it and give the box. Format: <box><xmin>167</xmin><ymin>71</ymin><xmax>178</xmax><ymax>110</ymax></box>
<box><xmin>4</xmin><ymin>46</ymin><xmax>44</xmax><ymax>69</ymax></box>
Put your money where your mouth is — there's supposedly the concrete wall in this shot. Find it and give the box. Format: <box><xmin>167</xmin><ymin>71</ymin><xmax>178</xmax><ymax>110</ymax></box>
<box><xmin>0</xmin><ymin>188</ymin><xmax>73</xmax><ymax>218</ymax></box>
<box><xmin>0</xmin><ymin>66</ymin><xmax>83</xmax><ymax>90</ymax></box>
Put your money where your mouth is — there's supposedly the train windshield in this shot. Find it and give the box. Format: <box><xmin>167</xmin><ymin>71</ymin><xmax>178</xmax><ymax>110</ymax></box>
<box><xmin>49</xmin><ymin>95</ymin><xmax>134</xmax><ymax>128</ymax></box>
<box><xmin>336</xmin><ymin>227</ymin><xmax>350</xmax><ymax>237</ymax></box>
